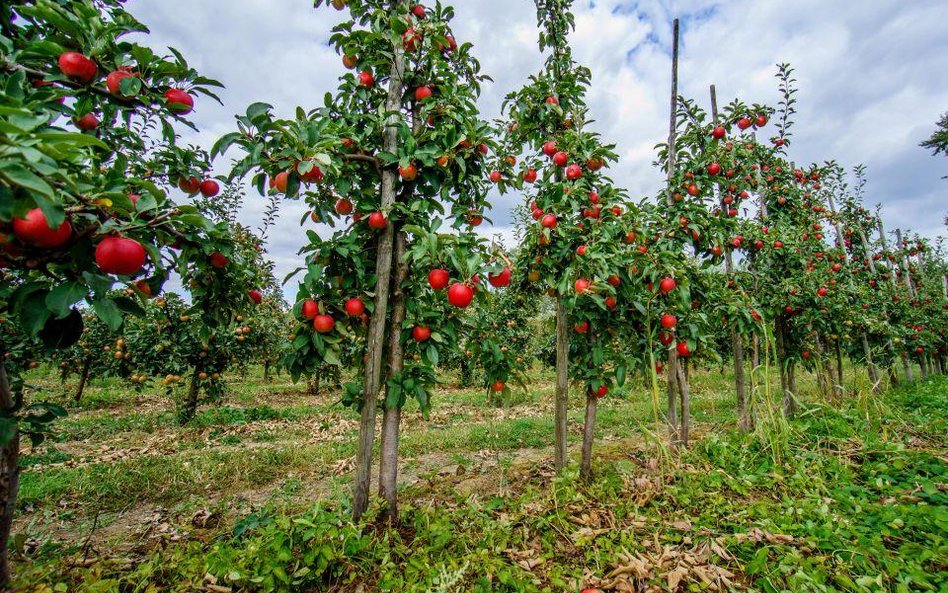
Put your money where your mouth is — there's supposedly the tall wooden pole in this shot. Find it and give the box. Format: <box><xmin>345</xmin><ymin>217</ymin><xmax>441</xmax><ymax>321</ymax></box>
<box><xmin>664</xmin><ymin>18</ymin><xmax>683</xmax><ymax>446</ymax></box>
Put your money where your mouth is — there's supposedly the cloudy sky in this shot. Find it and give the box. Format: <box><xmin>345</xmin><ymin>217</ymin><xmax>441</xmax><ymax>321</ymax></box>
<box><xmin>126</xmin><ymin>0</ymin><xmax>948</xmax><ymax>291</ymax></box>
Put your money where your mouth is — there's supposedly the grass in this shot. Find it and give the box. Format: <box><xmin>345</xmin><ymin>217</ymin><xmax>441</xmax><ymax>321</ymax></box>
<box><xmin>10</xmin><ymin>363</ymin><xmax>947</xmax><ymax>592</ymax></box>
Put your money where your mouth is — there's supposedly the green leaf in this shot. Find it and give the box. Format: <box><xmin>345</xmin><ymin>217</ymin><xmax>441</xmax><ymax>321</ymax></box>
<box><xmin>92</xmin><ymin>298</ymin><xmax>124</xmax><ymax>332</ymax></box>
<box><xmin>45</xmin><ymin>282</ymin><xmax>86</xmax><ymax>319</ymax></box>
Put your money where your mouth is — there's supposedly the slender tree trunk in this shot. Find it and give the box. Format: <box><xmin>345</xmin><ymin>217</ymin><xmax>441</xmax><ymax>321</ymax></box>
<box><xmin>178</xmin><ymin>368</ymin><xmax>201</xmax><ymax>425</ymax></box>
<box><xmin>554</xmin><ymin>299</ymin><xmax>569</xmax><ymax>470</ymax></box>
<box><xmin>919</xmin><ymin>356</ymin><xmax>929</xmax><ymax>381</ymax></box>
<box><xmin>775</xmin><ymin>318</ymin><xmax>795</xmax><ymax>416</ymax></box>
<box><xmin>709</xmin><ymin>84</ymin><xmax>751</xmax><ymax>432</ymax></box>
<box><xmin>861</xmin><ymin>333</ymin><xmax>881</xmax><ymax>393</ymax></box>
<box><xmin>579</xmin><ymin>389</ymin><xmax>597</xmax><ymax>481</ymax></box>
<box><xmin>74</xmin><ymin>356</ymin><xmax>91</xmax><ymax>403</ymax></box>
<box><xmin>903</xmin><ymin>352</ymin><xmax>915</xmax><ymax>383</ymax></box>
<box><xmin>834</xmin><ymin>338</ymin><xmax>845</xmax><ymax>398</ymax></box>
<box><xmin>0</xmin><ymin>341</ymin><xmax>19</xmax><ymax>588</ymax></box>
<box><xmin>888</xmin><ymin>365</ymin><xmax>899</xmax><ymax>387</ymax></box>
<box><xmin>379</xmin><ymin>229</ymin><xmax>408</xmax><ymax>521</ymax></box>
<box><xmin>677</xmin><ymin>359</ymin><xmax>691</xmax><ymax>447</ymax></box>
<box><xmin>666</xmin><ymin>348</ymin><xmax>680</xmax><ymax>445</ymax></box>
<box><xmin>263</xmin><ymin>360</ymin><xmax>271</xmax><ymax>383</ymax></box>
<box><xmin>352</xmin><ymin>15</ymin><xmax>406</xmax><ymax>521</ymax></box>
<box><xmin>788</xmin><ymin>361</ymin><xmax>798</xmax><ymax>403</ymax></box>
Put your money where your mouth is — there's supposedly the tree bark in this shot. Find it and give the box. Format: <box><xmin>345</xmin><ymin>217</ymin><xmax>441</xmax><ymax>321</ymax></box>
<box><xmin>553</xmin><ymin>299</ymin><xmax>569</xmax><ymax>471</ymax></box>
<box><xmin>0</xmin><ymin>340</ymin><xmax>19</xmax><ymax>588</ymax></box>
<box><xmin>579</xmin><ymin>389</ymin><xmax>597</xmax><ymax>481</ymax></box>
<box><xmin>178</xmin><ymin>368</ymin><xmax>201</xmax><ymax>425</ymax></box>
<box><xmin>666</xmin><ymin>348</ymin><xmax>680</xmax><ymax>445</ymax></box>
<box><xmin>352</xmin><ymin>9</ymin><xmax>406</xmax><ymax>521</ymax></box>
<box><xmin>861</xmin><ymin>333</ymin><xmax>881</xmax><ymax>393</ymax></box>
<box><xmin>378</xmin><ymin>229</ymin><xmax>408</xmax><ymax>521</ymax></box>
<box><xmin>775</xmin><ymin>317</ymin><xmax>796</xmax><ymax>416</ymax></box>
<box><xmin>263</xmin><ymin>360</ymin><xmax>271</xmax><ymax>383</ymax></box>
<box><xmin>74</xmin><ymin>355</ymin><xmax>91</xmax><ymax>403</ymax></box>
<box><xmin>709</xmin><ymin>83</ymin><xmax>751</xmax><ymax>431</ymax></box>
<box><xmin>835</xmin><ymin>338</ymin><xmax>845</xmax><ymax>399</ymax></box>
<box><xmin>677</xmin><ymin>359</ymin><xmax>691</xmax><ymax>447</ymax></box>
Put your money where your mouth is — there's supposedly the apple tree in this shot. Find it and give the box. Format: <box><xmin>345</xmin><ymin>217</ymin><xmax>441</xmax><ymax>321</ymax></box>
<box><xmin>214</xmin><ymin>0</ymin><xmax>520</xmax><ymax>520</ymax></box>
<box><xmin>0</xmin><ymin>0</ymin><xmax>259</xmax><ymax>582</ymax></box>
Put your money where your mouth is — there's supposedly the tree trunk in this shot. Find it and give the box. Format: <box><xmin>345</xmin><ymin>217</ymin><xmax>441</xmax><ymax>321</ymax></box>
<box><xmin>677</xmin><ymin>359</ymin><xmax>691</xmax><ymax>447</ymax></box>
<box><xmin>554</xmin><ymin>299</ymin><xmax>569</xmax><ymax>471</ymax></box>
<box><xmin>666</xmin><ymin>348</ymin><xmax>680</xmax><ymax>445</ymax></box>
<box><xmin>775</xmin><ymin>318</ymin><xmax>795</xmax><ymax>416</ymax></box>
<box><xmin>919</xmin><ymin>356</ymin><xmax>929</xmax><ymax>381</ymax></box>
<box><xmin>0</xmin><ymin>341</ymin><xmax>19</xmax><ymax>588</ymax></box>
<box><xmin>835</xmin><ymin>338</ymin><xmax>845</xmax><ymax>399</ymax></box>
<box><xmin>861</xmin><ymin>333</ymin><xmax>881</xmax><ymax>393</ymax></box>
<box><xmin>379</xmin><ymin>229</ymin><xmax>408</xmax><ymax>521</ymax></box>
<box><xmin>579</xmin><ymin>389</ymin><xmax>597</xmax><ymax>481</ymax></box>
<box><xmin>708</xmin><ymin>84</ymin><xmax>750</xmax><ymax>432</ymax></box>
<box><xmin>74</xmin><ymin>356</ymin><xmax>91</xmax><ymax>403</ymax></box>
<box><xmin>178</xmin><ymin>368</ymin><xmax>201</xmax><ymax>425</ymax></box>
<box><xmin>263</xmin><ymin>360</ymin><xmax>271</xmax><ymax>383</ymax></box>
<box><xmin>788</xmin><ymin>361</ymin><xmax>798</xmax><ymax>404</ymax></box>
<box><xmin>888</xmin><ymin>365</ymin><xmax>899</xmax><ymax>387</ymax></box>
<box><xmin>352</xmin><ymin>15</ymin><xmax>406</xmax><ymax>521</ymax></box>
<box><xmin>903</xmin><ymin>352</ymin><xmax>915</xmax><ymax>383</ymax></box>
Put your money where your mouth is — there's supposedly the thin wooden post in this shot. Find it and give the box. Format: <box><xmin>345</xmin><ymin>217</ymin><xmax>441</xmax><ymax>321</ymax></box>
<box><xmin>554</xmin><ymin>300</ymin><xmax>569</xmax><ymax>469</ymax></box>
<box><xmin>664</xmin><ymin>18</ymin><xmax>683</xmax><ymax>446</ymax></box>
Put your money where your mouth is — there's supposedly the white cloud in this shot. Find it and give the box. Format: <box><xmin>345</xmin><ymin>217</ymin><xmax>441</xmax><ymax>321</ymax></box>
<box><xmin>126</xmin><ymin>0</ymin><xmax>948</xmax><ymax>298</ymax></box>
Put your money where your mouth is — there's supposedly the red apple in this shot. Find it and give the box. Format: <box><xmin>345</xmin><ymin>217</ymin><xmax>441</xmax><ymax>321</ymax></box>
<box><xmin>428</xmin><ymin>268</ymin><xmax>450</xmax><ymax>290</ymax></box>
<box><xmin>658</xmin><ymin>277</ymin><xmax>677</xmax><ymax>294</ymax></box>
<box><xmin>313</xmin><ymin>314</ymin><xmax>335</xmax><ymax>333</ymax></box>
<box><xmin>368</xmin><ymin>211</ymin><xmax>387</xmax><ymax>229</ymax></box>
<box><xmin>489</xmin><ymin>170</ymin><xmax>502</xmax><ymax>183</ymax></box>
<box><xmin>345</xmin><ymin>298</ymin><xmax>365</xmax><ymax>317</ymax></box>
<box><xmin>488</xmin><ymin>267</ymin><xmax>511</xmax><ymax>288</ymax></box>
<box><xmin>248</xmin><ymin>289</ymin><xmax>263</xmax><ymax>304</ymax></box>
<box><xmin>209</xmin><ymin>251</ymin><xmax>229</xmax><ymax>268</ymax></box>
<box><xmin>13</xmin><ymin>209</ymin><xmax>72</xmax><ymax>248</ymax></box>
<box><xmin>737</xmin><ymin>117</ymin><xmax>752</xmax><ymax>130</ymax></box>
<box><xmin>106</xmin><ymin>69</ymin><xmax>135</xmax><ymax>95</ymax></box>
<box><xmin>358</xmin><ymin>71</ymin><xmax>375</xmax><ymax>87</ymax></box>
<box><xmin>490</xmin><ymin>380</ymin><xmax>505</xmax><ymax>392</ymax></box>
<box><xmin>415</xmin><ymin>85</ymin><xmax>433</xmax><ymax>101</ymax></box>
<box><xmin>552</xmin><ymin>151</ymin><xmax>568</xmax><ymax>167</ymax></box>
<box><xmin>73</xmin><ymin>113</ymin><xmax>99</xmax><ymax>131</ymax></box>
<box><xmin>163</xmin><ymin>89</ymin><xmax>194</xmax><ymax>114</ymax></box>
<box><xmin>399</xmin><ymin>163</ymin><xmax>418</xmax><ymax>181</ymax></box>
<box><xmin>95</xmin><ymin>236</ymin><xmax>146</xmax><ymax>275</ymax></box>
<box><xmin>574</xmin><ymin>278</ymin><xmax>590</xmax><ymax>294</ymax></box>
<box><xmin>58</xmin><ymin>52</ymin><xmax>97</xmax><ymax>83</ymax></box>
<box><xmin>574</xmin><ymin>320</ymin><xmax>589</xmax><ymax>334</ymax></box>
<box><xmin>523</xmin><ymin>168</ymin><xmax>537</xmax><ymax>183</ymax></box>
<box><xmin>270</xmin><ymin>171</ymin><xmax>289</xmax><ymax>193</ymax></box>
<box><xmin>301</xmin><ymin>299</ymin><xmax>318</xmax><ymax>320</ymax></box>
<box><xmin>565</xmin><ymin>164</ymin><xmax>582</xmax><ymax>180</ymax></box>
<box><xmin>712</xmin><ymin>126</ymin><xmax>726</xmax><ymax>139</ymax></box>
<box><xmin>199</xmin><ymin>179</ymin><xmax>220</xmax><ymax>197</ymax></box>
<box><xmin>540</xmin><ymin>214</ymin><xmax>557</xmax><ymax>229</ymax></box>
<box><xmin>178</xmin><ymin>176</ymin><xmax>201</xmax><ymax>194</ymax></box>
<box><xmin>676</xmin><ymin>341</ymin><xmax>692</xmax><ymax>357</ymax></box>
<box><xmin>412</xmin><ymin>325</ymin><xmax>431</xmax><ymax>342</ymax></box>
<box><xmin>447</xmin><ymin>283</ymin><xmax>474</xmax><ymax>308</ymax></box>
<box><xmin>542</xmin><ymin>141</ymin><xmax>557</xmax><ymax>156</ymax></box>
<box><xmin>660</xmin><ymin>313</ymin><xmax>677</xmax><ymax>330</ymax></box>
